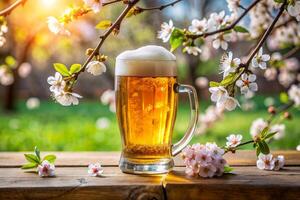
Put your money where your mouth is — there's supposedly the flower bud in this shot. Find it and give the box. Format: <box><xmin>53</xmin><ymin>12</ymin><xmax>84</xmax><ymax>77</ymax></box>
<box><xmin>283</xmin><ymin>112</ymin><xmax>292</xmax><ymax>120</ymax></box>
<box><xmin>268</xmin><ymin>106</ymin><xmax>276</xmax><ymax>114</ymax></box>
<box><xmin>86</xmin><ymin>48</ymin><xmax>94</xmax><ymax>56</ymax></box>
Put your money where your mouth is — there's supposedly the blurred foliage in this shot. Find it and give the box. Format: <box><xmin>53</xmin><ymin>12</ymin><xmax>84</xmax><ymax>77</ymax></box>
<box><xmin>0</xmin><ymin>96</ymin><xmax>299</xmax><ymax>151</ymax></box>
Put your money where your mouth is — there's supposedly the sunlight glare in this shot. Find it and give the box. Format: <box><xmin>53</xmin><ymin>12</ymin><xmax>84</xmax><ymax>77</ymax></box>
<box><xmin>41</xmin><ymin>0</ymin><xmax>56</xmax><ymax>7</ymax></box>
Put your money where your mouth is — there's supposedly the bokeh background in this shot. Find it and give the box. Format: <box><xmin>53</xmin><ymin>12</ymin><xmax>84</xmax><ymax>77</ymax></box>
<box><xmin>0</xmin><ymin>0</ymin><xmax>299</xmax><ymax>151</ymax></box>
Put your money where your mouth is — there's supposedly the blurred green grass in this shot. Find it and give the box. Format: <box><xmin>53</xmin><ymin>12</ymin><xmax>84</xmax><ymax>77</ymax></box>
<box><xmin>0</xmin><ymin>96</ymin><xmax>299</xmax><ymax>151</ymax></box>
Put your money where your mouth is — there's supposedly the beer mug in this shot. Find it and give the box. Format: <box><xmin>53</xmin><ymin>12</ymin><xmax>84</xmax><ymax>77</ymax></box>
<box><xmin>115</xmin><ymin>45</ymin><xmax>198</xmax><ymax>174</ymax></box>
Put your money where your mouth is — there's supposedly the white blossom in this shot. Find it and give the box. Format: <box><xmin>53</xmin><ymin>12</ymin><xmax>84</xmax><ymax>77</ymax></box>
<box><xmin>209</xmin><ymin>86</ymin><xmax>228</xmax><ymax>104</ymax></box>
<box><xmin>270</xmin><ymin>124</ymin><xmax>285</xmax><ymax>140</ymax></box>
<box><xmin>285</xmin><ymin>57</ymin><xmax>299</xmax><ymax>71</ymax></box>
<box><xmin>88</xmin><ymin>163</ymin><xmax>104</xmax><ymax>176</ymax></box>
<box><xmin>96</xmin><ymin>117</ymin><xmax>110</xmax><ymax>129</ymax></box>
<box><xmin>251</xmin><ymin>48</ymin><xmax>270</xmax><ymax>69</ymax></box>
<box><xmin>250</xmin><ymin>118</ymin><xmax>268</xmax><ymax>139</ymax></box>
<box><xmin>220</xmin><ymin>51</ymin><xmax>241</xmax><ymax>78</ymax></box>
<box><xmin>195</xmin><ymin>76</ymin><xmax>208</xmax><ymax>88</ymax></box>
<box><xmin>84</xmin><ymin>0</ymin><xmax>103</xmax><ymax>13</ymax></box>
<box><xmin>47</xmin><ymin>17</ymin><xmax>70</xmax><ymax>36</ymax></box>
<box><xmin>18</xmin><ymin>62</ymin><xmax>32</xmax><ymax>78</ymax></box>
<box><xmin>0</xmin><ymin>36</ymin><xmax>6</xmax><ymax>47</ymax></box>
<box><xmin>287</xmin><ymin>1</ymin><xmax>300</xmax><ymax>21</ymax></box>
<box><xmin>37</xmin><ymin>160</ymin><xmax>55</xmax><ymax>177</ymax></box>
<box><xmin>26</xmin><ymin>97</ymin><xmax>40</xmax><ymax>110</ymax></box>
<box><xmin>197</xmin><ymin>105</ymin><xmax>224</xmax><ymax>135</ymax></box>
<box><xmin>184</xmin><ymin>46</ymin><xmax>202</xmax><ymax>56</ymax></box>
<box><xmin>257</xmin><ymin>154</ymin><xmax>284</xmax><ymax>171</ymax></box>
<box><xmin>297</xmin><ymin>145</ymin><xmax>300</xmax><ymax>151</ymax></box>
<box><xmin>198</xmin><ymin>164</ymin><xmax>217</xmax><ymax>178</ymax></box>
<box><xmin>47</xmin><ymin>72</ymin><xmax>66</xmax><ymax>95</ymax></box>
<box><xmin>100</xmin><ymin>89</ymin><xmax>115</xmax><ymax>105</ymax></box>
<box><xmin>226</xmin><ymin>134</ymin><xmax>243</xmax><ymax>148</ymax></box>
<box><xmin>209</xmin><ymin>86</ymin><xmax>239</xmax><ymax>111</ymax></box>
<box><xmin>227</xmin><ymin>0</ymin><xmax>240</xmax><ymax>15</ymax></box>
<box><xmin>288</xmin><ymin>84</ymin><xmax>300</xmax><ymax>106</ymax></box>
<box><xmin>236</xmin><ymin>73</ymin><xmax>258</xmax><ymax>95</ymax></box>
<box><xmin>264</xmin><ymin>68</ymin><xmax>277</xmax><ymax>81</ymax></box>
<box><xmin>212</xmin><ymin>33</ymin><xmax>231</xmax><ymax>50</ymax></box>
<box><xmin>188</xmin><ymin>18</ymin><xmax>207</xmax><ymax>34</ymax></box>
<box><xmin>219</xmin><ymin>96</ymin><xmax>240</xmax><ymax>111</ymax></box>
<box><xmin>55</xmin><ymin>91</ymin><xmax>82</xmax><ymax>106</ymax></box>
<box><xmin>274</xmin><ymin>155</ymin><xmax>285</xmax><ymax>171</ymax></box>
<box><xmin>86</xmin><ymin>61</ymin><xmax>106</xmax><ymax>76</ymax></box>
<box><xmin>256</xmin><ymin>154</ymin><xmax>275</xmax><ymax>170</ymax></box>
<box><xmin>207</xmin><ymin>11</ymin><xmax>226</xmax><ymax>31</ymax></box>
<box><xmin>278</xmin><ymin>70</ymin><xmax>296</xmax><ymax>87</ymax></box>
<box><xmin>0</xmin><ymin>67</ymin><xmax>14</xmax><ymax>86</ymax></box>
<box><xmin>157</xmin><ymin>20</ymin><xmax>174</xmax><ymax>43</ymax></box>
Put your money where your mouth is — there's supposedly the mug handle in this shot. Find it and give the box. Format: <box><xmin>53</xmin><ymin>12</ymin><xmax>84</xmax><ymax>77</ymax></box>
<box><xmin>172</xmin><ymin>83</ymin><xmax>199</xmax><ymax>156</ymax></box>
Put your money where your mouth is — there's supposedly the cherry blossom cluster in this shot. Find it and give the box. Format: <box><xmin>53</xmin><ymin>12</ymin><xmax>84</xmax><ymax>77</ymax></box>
<box><xmin>197</xmin><ymin>105</ymin><xmax>224</xmax><ymax>135</ymax></box>
<box><xmin>47</xmin><ymin>0</ymin><xmax>103</xmax><ymax>36</ymax></box>
<box><xmin>256</xmin><ymin>153</ymin><xmax>285</xmax><ymax>171</ymax></box>
<box><xmin>182</xmin><ymin>143</ymin><xmax>228</xmax><ymax>178</ymax></box>
<box><xmin>250</xmin><ymin>118</ymin><xmax>286</xmax><ymax>140</ymax></box>
<box><xmin>158</xmin><ymin>0</ymin><xmax>299</xmax><ymax>113</ymax></box>
<box><xmin>47</xmin><ymin>59</ymin><xmax>106</xmax><ymax>106</ymax></box>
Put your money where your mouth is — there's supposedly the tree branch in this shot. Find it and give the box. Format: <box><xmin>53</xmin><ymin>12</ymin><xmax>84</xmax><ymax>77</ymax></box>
<box><xmin>244</xmin><ymin>1</ymin><xmax>286</xmax><ymax>66</ymax></box>
<box><xmin>102</xmin><ymin>0</ymin><xmax>122</xmax><ymax>6</ymax></box>
<box><xmin>187</xmin><ymin>0</ymin><xmax>261</xmax><ymax>39</ymax></box>
<box><xmin>72</xmin><ymin>0</ymin><xmax>139</xmax><ymax>81</ymax></box>
<box><xmin>267</xmin><ymin>101</ymin><xmax>294</xmax><ymax>124</ymax></box>
<box><xmin>0</xmin><ymin>0</ymin><xmax>27</xmax><ymax>17</ymax></box>
<box><xmin>282</xmin><ymin>46</ymin><xmax>300</xmax><ymax>60</ymax></box>
<box><xmin>138</xmin><ymin>0</ymin><xmax>183</xmax><ymax>11</ymax></box>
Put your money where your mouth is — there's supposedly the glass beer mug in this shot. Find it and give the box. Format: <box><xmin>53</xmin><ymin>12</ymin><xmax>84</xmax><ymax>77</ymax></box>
<box><xmin>115</xmin><ymin>45</ymin><xmax>198</xmax><ymax>174</ymax></box>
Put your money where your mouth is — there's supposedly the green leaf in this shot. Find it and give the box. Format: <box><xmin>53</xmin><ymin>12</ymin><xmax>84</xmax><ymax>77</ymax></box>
<box><xmin>53</xmin><ymin>63</ymin><xmax>70</xmax><ymax>76</ymax></box>
<box><xmin>280</xmin><ymin>92</ymin><xmax>289</xmax><ymax>104</ymax></box>
<box><xmin>256</xmin><ymin>147</ymin><xmax>261</xmax><ymax>157</ymax></box>
<box><xmin>264</xmin><ymin>132</ymin><xmax>277</xmax><ymax>140</ymax></box>
<box><xmin>5</xmin><ymin>56</ymin><xmax>16</xmax><ymax>67</ymax></box>
<box><xmin>21</xmin><ymin>162</ymin><xmax>38</xmax><ymax>169</ymax></box>
<box><xmin>69</xmin><ymin>64</ymin><xmax>81</xmax><ymax>74</ymax></box>
<box><xmin>260</xmin><ymin>127</ymin><xmax>269</xmax><ymax>138</ymax></box>
<box><xmin>209</xmin><ymin>81</ymin><xmax>220</xmax><ymax>87</ymax></box>
<box><xmin>95</xmin><ymin>20</ymin><xmax>112</xmax><ymax>30</ymax></box>
<box><xmin>258</xmin><ymin>140</ymin><xmax>270</xmax><ymax>155</ymax></box>
<box><xmin>43</xmin><ymin>155</ymin><xmax>56</xmax><ymax>163</ymax></box>
<box><xmin>170</xmin><ymin>28</ymin><xmax>184</xmax><ymax>52</ymax></box>
<box><xmin>34</xmin><ymin>146</ymin><xmax>40</xmax><ymax>160</ymax></box>
<box><xmin>224</xmin><ymin>165</ymin><xmax>234</xmax><ymax>173</ymax></box>
<box><xmin>234</xmin><ymin>26</ymin><xmax>249</xmax><ymax>33</ymax></box>
<box><xmin>220</xmin><ymin>73</ymin><xmax>236</xmax><ymax>86</ymax></box>
<box><xmin>274</xmin><ymin>0</ymin><xmax>284</xmax><ymax>3</ymax></box>
<box><xmin>24</xmin><ymin>154</ymin><xmax>40</xmax><ymax>164</ymax></box>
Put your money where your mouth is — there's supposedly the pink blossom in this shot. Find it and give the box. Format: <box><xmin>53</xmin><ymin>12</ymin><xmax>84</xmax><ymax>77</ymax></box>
<box><xmin>88</xmin><ymin>163</ymin><xmax>104</xmax><ymax>176</ymax></box>
<box><xmin>182</xmin><ymin>143</ymin><xmax>228</xmax><ymax>178</ymax></box>
<box><xmin>37</xmin><ymin>160</ymin><xmax>55</xmax><ymax>177</ymax></box>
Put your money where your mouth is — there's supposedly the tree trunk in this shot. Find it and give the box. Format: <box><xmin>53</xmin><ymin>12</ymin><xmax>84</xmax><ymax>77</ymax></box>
<box><xmin>3</xmin><ymin>35</ymin><xmax>35</xmax><ymax>112</ymax></box>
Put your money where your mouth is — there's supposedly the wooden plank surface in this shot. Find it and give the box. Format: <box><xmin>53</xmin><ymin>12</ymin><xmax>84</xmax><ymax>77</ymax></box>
<box><xmin>164</xmin><ymin>166</ymin><xmax>300</xmax><ymax>200</ymax></box>
<box><xmin>0</xmin><ymin>151</ymin><xmax>299</xmax><ymax>200</ymax></box>
<box><xmin>1</xmin><ymin>150</ymin><xmax>299</xmax><ymax>167</ymax></box>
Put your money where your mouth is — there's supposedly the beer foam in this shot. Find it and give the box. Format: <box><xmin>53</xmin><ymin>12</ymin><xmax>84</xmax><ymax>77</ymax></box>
<box><xmin>116</xmin><ymin>45</ymin><xmax>177</xmax><ymax>77</ymax></box>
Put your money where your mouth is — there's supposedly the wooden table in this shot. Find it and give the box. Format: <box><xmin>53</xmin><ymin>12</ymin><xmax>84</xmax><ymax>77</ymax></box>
<box><xmin>0</xmin><ymin>151</ymin><xmax>299</xmax><ymax>200</ymax></box>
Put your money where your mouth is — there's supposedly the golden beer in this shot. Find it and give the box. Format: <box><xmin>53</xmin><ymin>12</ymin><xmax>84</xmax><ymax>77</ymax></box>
<box><xmin>116</xmin><ymin>45</ymin><xmax>198</xmax><ymax>174</ymax></box>
<box><xmin>116</xmin><ymin>76</ymin><xmax>178</xmax><ymax>163</ymax></box>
